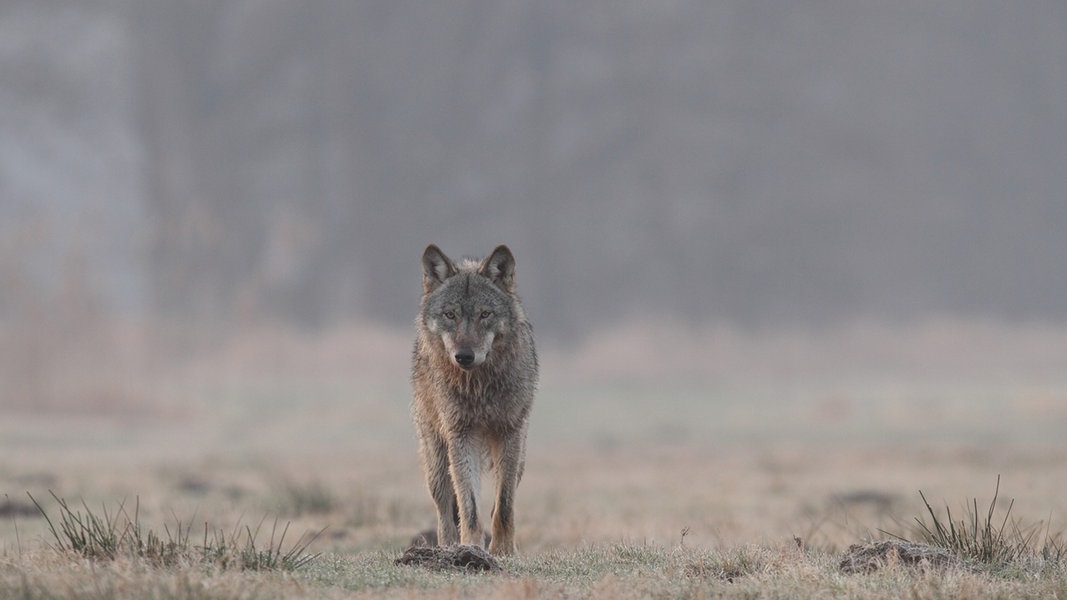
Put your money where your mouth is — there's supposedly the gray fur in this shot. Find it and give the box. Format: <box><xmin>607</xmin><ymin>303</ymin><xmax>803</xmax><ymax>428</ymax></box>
<box><xmin>411</xmin><ymin>244</ymin><xmax>538</xmax><ymax>555</ymax></box>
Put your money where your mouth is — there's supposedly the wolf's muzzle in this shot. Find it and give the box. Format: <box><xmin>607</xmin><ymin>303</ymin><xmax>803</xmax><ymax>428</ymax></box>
<box><xmin>454</xmin><ymin>350</ymin><xmax>476</xmax><ymax>368</ymax></box>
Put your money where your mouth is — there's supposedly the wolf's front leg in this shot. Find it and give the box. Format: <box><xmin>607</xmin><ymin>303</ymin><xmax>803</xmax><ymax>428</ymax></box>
<box><xmin>488</xmin><ymin>432</ymin><xmax>525</xmax><ymax>555</ymax></box>
<box><xmin>447</xmin><ymin>436</ymin><xmax>484</xmax><ymax>547</ymax></box>
<box><xmin>419</xmin><ymin>428</ymin><xmax>460</xmax><ymax>546</ymax></box>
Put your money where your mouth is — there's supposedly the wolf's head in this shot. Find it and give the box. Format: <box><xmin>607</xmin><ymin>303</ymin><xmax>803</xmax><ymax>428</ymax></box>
<box><xmin>420</xmin><ymin>244</ymin><xmax>519</xmax><ymax>370</ymax></box>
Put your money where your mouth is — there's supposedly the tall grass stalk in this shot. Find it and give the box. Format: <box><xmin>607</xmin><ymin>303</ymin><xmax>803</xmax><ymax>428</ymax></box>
<box><xmin>905</xmin><ymin>476</ymin><xmax>1065</xmax><ymax>568</ymax></box>
<box><xmin>27</xmin><ymin>490</ymin><xmax>322</xmax><ymax>571</ymax></box>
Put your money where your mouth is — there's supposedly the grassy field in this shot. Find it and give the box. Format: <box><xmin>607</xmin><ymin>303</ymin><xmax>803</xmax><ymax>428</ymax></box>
<box><xmin>2</xmin><ymin>321</ymin><xmax>1066</xmax><ymax>598</ymax></box>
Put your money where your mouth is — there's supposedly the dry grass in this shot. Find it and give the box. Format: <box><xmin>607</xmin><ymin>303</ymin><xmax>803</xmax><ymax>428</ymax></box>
<box><xmin>2</xmin><ymin>319</ymin><xmax>1067</xmax><ymax>597</ymax></box>
<box><xmin>4</xmin><ymin>539</ymin><xmax>1064</xmax><ymax>599</ymax></box>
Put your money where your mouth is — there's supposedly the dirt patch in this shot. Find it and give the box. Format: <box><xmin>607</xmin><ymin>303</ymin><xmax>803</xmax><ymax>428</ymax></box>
<box><xmin>839</xmin><ymin>540</ymin><xmax>962</xmax><ymax>573</ymax></box>
<box><xmin>395</xmin><ymin>545</ymin><xmax>501</xmax><ymax>572</ymax></box>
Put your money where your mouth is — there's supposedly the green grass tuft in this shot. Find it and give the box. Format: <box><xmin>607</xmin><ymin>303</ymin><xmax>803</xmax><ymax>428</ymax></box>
<box><xmin>28</xmin><ymin>490</ymin><xmax>324</xmax><ymax>571</ymax></box>
<box><xmin>890</xmin><ymin>475</ymin><xmax>1066</xmax><ymax>571</ymax></box>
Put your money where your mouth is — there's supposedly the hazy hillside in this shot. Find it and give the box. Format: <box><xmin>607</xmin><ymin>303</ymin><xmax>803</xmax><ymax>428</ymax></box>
<box><xmin>2</xmin><ymin>1</ymin><xmax>1065</xmax><ymax>338</ymax></box>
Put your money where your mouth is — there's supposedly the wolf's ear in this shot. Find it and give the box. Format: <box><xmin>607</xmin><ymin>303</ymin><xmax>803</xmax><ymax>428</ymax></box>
<box><xmin>479</xmin><ymin>244</ymin><xmax>516</xmax><ymax>292</ymax></box>
<box><xmin>422</xmin><ymin>244</ymin><xmax>457</xmax><ymax>293</ymax></box>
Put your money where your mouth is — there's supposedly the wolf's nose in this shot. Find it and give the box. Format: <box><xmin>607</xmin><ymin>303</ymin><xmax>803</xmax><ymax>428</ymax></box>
<box><xmin>454</xmin><ymin>351</ymin><xmax>476</xmax><ymax>367</ymax></box>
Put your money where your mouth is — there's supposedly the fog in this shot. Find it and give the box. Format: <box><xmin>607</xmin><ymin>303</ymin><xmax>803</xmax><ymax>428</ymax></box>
<box><xmin>2</xmin><ymin>0</ymin><xmax>1067</xmax><ymax>408</ymax></box>
<box><xmin>2</xmin><ymin>1</ymin><xmax>1065</xmax><ymax>338</ymax></box>
<box><xmin>4</xmin><ymin>8</ymin><xmax>1067</xmax><ymax>591</ymax></box>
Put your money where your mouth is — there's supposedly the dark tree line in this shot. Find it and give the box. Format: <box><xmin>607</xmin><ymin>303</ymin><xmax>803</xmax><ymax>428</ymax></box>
<box><xmin>4</xmin><ymin>1</ymin><xmax>1066</xmax><ymax>339</ymax></box>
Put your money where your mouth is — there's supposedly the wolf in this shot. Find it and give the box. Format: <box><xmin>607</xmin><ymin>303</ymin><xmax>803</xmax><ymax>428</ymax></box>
<box><xmin>410</xmin><ymin>244</ymin><xmax>538</xmax><ymax>556</ymax></box>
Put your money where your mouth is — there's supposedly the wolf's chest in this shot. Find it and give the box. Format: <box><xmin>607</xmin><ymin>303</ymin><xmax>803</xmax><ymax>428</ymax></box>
<box><xmin>439</xmin><ymin>375</ymin><xmax>526</xmax><ymax>430</ymax></box>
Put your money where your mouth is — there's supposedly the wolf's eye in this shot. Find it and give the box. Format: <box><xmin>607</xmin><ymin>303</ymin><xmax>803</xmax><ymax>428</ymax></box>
<box><xmin>479</xmin><ymin>310</ymin><xmax>493</xmax><ymax>319</ymax></box>
<box><xmin>443</xmin><ymin>310</ymin><xmax>456</xmax><ymax>320</ymax></box>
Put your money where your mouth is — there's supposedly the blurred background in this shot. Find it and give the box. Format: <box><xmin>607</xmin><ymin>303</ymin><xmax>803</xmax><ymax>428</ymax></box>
<box><xmin>1</xmin><ymin>1</ymin><xmax>1066</xmax><ymax>445</ymax></box>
